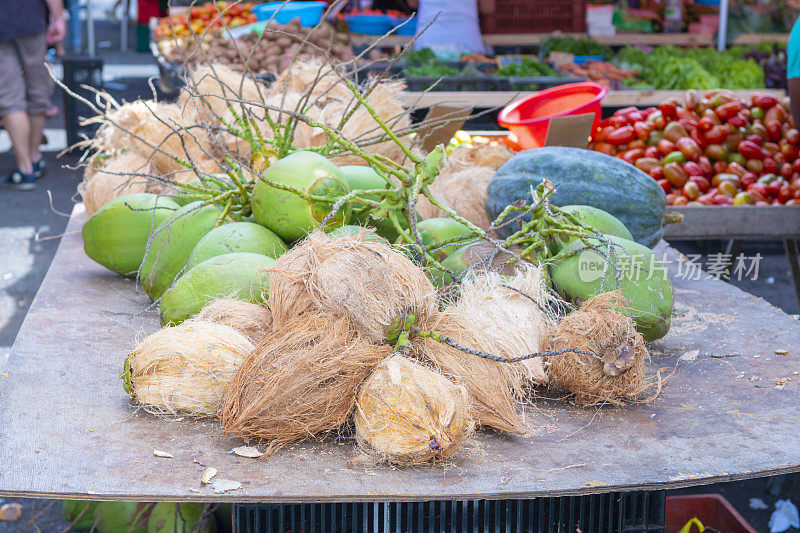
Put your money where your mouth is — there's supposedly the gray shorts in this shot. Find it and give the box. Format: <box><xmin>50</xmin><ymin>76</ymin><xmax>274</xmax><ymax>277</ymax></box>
<box><xmin>0</xmin><ymin>32</ymin><xmax>53</xmax><ymax>117</ymax></box>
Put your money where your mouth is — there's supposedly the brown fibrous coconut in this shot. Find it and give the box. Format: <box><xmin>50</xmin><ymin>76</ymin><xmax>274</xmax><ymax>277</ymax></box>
<box><xmin>93</xmin><ymin>100</ymin><xmax>220</xmax><ymax>180</ymax></box>
<box><xmin>267</xmin><ymin>230</ymin><xmax>437</xmax><ymax>344</ymax></box>
<box><xmin>445</xmin><ymin>144</ymin><xmax>514</xmax><ymax>172</ymax></box>
<box><xmin>354</xmin><ymin>355</ymin><xmax>474</xmax><ymax>466</ymax></box>
<box><xmin>125</xmin><ymin>320</ymin><xmax>253</xmax><ymax>417</ymax></box>
<box><xmin>454</xmin><ymin>264</ymin><xmax>557</xmax><ymax>386</ymax></box>
<box><xmin>220</xmin><ymin>312</ymin><xmax>392</xmax><ymax>450</ymax></box>
<box><xmin>196</xmin><ymin>297</ymin><xmax>273</xmax><ymax>345</ymax></box>
<box><xmin>547</xmin><ymin>292</ymin><xmax>649</xmax><ymax>406</ymax></box>
<box><xmin>80</xmin><ymin>151</ymin><xmax>152</xmax><ymax>215</ymax></box>
<box><xmin>415</xmin><ymin>310</ymin><xmax>525</xmax><ymax>434</ymax></box>
<box><xmin>179</xmin><ymin>63</ymin><xmax>266</xmax><ymax>126</ymax></box>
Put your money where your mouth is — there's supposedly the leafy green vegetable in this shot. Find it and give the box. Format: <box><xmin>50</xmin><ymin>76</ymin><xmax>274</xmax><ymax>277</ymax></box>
<box><xmin>493</xmin><ymin>58</ymin><xmax>558</xmax><ymax>77</ymax></box>
<box><xmin>613</xmin><ymin>45</ymin><xmax>765</xmax><ymax>90</ymax></box>
<box><xmin>403</xmin><ymin>48</ymin><xmax>437</xmax><ymax>63</ymax></box>
<box><xmin>403</xmin><ymin>62</ymin><xmax>459</xmax><ymax>77</ymax></box>
<box><xmin>540</xmin><ymin>37</ymin><xmax>613</xmax><ymax>58</ymax></box>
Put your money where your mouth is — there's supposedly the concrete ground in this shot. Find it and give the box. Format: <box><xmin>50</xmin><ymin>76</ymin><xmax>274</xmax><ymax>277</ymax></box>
<box><xmin>1</xmin><ymin>19</ymin><xmax>799</xmax><ymax>533</ymax></box>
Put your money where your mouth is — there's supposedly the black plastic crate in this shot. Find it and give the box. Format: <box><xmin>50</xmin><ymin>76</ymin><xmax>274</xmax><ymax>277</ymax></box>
<box><xmin>233</xmin><ymin>491</ymin><xmax>666</xmax><ymax>532</ymax></box>
<box><xmin>404</xmin><ymin>75</ymin><xmax>499</xmax><ymax>92</ymax></box>
<box><xmin>61</xmin><ymin>55</ymin><xmax>103</xmax><ymax>149</ymax></box>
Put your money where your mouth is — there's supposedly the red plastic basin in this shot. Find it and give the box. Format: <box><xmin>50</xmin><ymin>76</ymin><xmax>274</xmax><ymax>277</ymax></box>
<box><xmin>665</xmin><ymin>494</ymin><xmax>757</xmax><ymax>533</ymax></box>
<box><xmin>498</xmin><ymin>82</ymin><xmax>608</xmax><ymax>150</ymax></box>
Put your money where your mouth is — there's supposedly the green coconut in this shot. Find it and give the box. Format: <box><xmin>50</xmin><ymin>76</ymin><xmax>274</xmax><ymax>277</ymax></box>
<box><xmin>147</xmin><ymin>503</ymin><xmax>215</xmax><ymax>533</ymax></box>
<box><xmin>184</xmin><ymin>222</ymin><xmax>287</xmax><ymax>271</ymax></box>
<box><xmin>251</xmin><ymin>151</ymin><xmax>350</xmax><ymax>242</ymax></box>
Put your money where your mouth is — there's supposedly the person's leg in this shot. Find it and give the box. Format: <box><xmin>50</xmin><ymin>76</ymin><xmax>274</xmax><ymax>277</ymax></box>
<box><xmin>3</xmin><ymin>111</ymin><xmax>33</xmax><ymax>174</ymax></box>
<box><xmin>28</xmin><ymin>112</ymin><xmax>46</xmax><ymax>164</ymax></box>
<box><xmin>17</xmin><ymin>32</ymin><xmax>53</xmax><ymax>176</ymax></box>
<box><xmin>0</xmin><ymin>39</ymin><xmax>34</xmax><ymax>180</ymax></box>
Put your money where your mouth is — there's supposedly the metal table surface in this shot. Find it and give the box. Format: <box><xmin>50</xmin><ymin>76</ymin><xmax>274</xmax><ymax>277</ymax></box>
<box><xmin>0</xmin><ymin>207</ymin><xmax>799</xmax><ymax>503</ymax></box>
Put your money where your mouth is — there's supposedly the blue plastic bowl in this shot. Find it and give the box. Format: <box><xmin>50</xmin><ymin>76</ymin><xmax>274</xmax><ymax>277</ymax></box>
<box><xmin>573</xmin><ymin>55</ymin><xmax>605</xmax><ymax>66</ymax></box>
<box><xmin>391</xmin><ymin>16</ymin><xmax>417</xmax><ymax>36</ymax></box>
<box><xmin>253</xmin><ymin>1</ymin><xmax>327</xmax><ymax>27</ymax></box>
<box><xmin>345</xmin><ymin>14</ymin><xmax>394</xmax><ymax>35</ymax></box>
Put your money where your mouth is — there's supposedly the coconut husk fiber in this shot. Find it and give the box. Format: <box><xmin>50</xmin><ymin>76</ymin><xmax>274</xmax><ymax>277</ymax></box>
<box><xmin>180</xmin><ymin>63</ymin><xmax>266</xmax><ymax>126</ymax></box>
<box><xmin>454</xmin><ymin>264</ymin><xmax>557</xmax><ymax>387</ymax></box>
<box><xmin>125</xmin><ymin>320</ymin><xmax>253</xmax><ymax>417</ymax></box>
<box><xmin>268</xmin><ymin>230</ymin><xmax>437</xmax><ymax>344</ymax></box>
<box><xmin>414</xmin><ymin>311</ymin><xmax>526</xmax><ymax>434</ymax></box>
<box><xmin>547</xmin><ymin>292</ymin><xmax>649</xmax><ymax>406</ymax></box>
<box><xmin>416</xmin><ymin>166</ymin><xmax>495</xmax><ymax>229</ymax></box>
<box><xmin>220</xmin><ymin>312</ymin><xmax>392</xmax><ymax>449</ymax></box>
<box><xmin>94</xmin><ymin>100</ymin><xmax>220</xmax><ymax>180</ymax></box>
<box><xmin>196</xmin><ymin>297</ymin><xmax>273</xmax><ymax>345</ymax></box>
<box><xmin>354</xmin><ymin>355</ymin><xmax>474</xmax><ymax>466</ymax></box>
<box><xmin>80</xmin><ymin>151</ymin><xmax>152</xmax><ymax>215</ymax></box>
<box><xmin>270</xmin><ymin>60</ymin><xmax>354</xmax><ymax>106</ymax></box>
<box><xmin>446</xmin><ymin>144</ymin><xmax>514</xmax><ymax>172</ymax></box>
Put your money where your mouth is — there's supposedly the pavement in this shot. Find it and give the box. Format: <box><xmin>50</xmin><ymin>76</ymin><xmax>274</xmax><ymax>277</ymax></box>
<box><xmin>1</xmin><ymin>16</ymin><xmax>800</xmax><ymax>533</ymax></box>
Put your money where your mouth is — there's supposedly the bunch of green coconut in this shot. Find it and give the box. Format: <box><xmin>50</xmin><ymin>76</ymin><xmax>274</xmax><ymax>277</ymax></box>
<box><xmin>60</xmin><ymin>500</ymin><xmax>224</xmax><ymax>533</ymax></box>
<box><xmin>77</xmin><ymin>42</ymin><xmax>674</xmax><ymax>466</ymax></box>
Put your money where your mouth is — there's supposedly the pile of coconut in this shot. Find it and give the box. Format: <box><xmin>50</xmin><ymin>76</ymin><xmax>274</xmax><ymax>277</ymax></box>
<box><xmin>79</xmin><ymin>61</ymin><xmax>414</xmax><ymax>216</ymax></box>
<box><xmin>124</xmin><ymin>229</ymin><xmax>659</xmax><ymax>466</ymax></box>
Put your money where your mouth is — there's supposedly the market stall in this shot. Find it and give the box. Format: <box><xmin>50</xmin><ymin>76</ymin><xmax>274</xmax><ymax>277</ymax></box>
<box><xmin>1</xmin><ymin>208</ymin><xmax>799</xmax><ymax>502</ymax></box>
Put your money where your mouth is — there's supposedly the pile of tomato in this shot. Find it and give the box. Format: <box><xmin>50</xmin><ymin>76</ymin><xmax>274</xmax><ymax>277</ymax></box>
<box><xmin>154</xmin><ymin>2</ymin><xmax>256</xmax><ymax>39</ymax></box>
<box><xmin>589</xmin><ymin>90</ymin><xmax>800</xmax><ymax>206</ymax></box>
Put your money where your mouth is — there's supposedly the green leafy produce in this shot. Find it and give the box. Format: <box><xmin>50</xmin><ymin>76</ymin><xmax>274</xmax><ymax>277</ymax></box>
<box><xmin>614</xmin><ymin>45</ymin><xmax>765</xmax><ymax>90</ymax></box>
<box><xmin>403</xmin><ymin>48</ymin><xmax>437</xmax><ymax>63</ymax></box>
<box><xmin>493</xmin><ymin>58</ymin><xmax>558</xmax><ymax>77</ymax></box>
<box><xmin>540</xmin><ymin>37</ymin><xmax>613</xmax><ymax>58</ymax></box>
<box><xmin>403</xmin><ymin>62</ymin><xmax>459</xmax><ymax>77</ymax></box>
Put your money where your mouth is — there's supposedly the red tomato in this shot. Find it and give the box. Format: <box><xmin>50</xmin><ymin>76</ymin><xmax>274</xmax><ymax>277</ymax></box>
<box><xmin>657</xmin><ymin>139</ymin><xmax>677</xmax><ymax>156</ymax></box>
<box><xmin>664</xmin><ymin>162</ymin><xmax>688</xmax><ymax>188</ymax></box>
<box><xmin>738</xmin><ymin>140</ymin><xmax>769</xmax><ymax>160</ymax></box>
<box><xmin>780</xmin><ymin>141</ymin><xmax>799</xmax><ymax>161</ymax></box>
<box><xmin>684</xmin><ymin>90</ymin><xmax>699</xmax><ymax>110</ymax></box>
<box><xmin>672</xmin><ymin>195</ymin><xmax>689</xmax><ymax>206</ymax></box>
<box><xmin>676</xmin><ymin>137</ymin><xmax>701</xmax><ymax>161</ymax></box>
<box><xmin>794</xmin><ymin>159</ymin><xmax>800</xmax><ymax>173</ymax></box>
<box><xmin>657</xmin><ymin>179</ymin><xmax>671</xmax><ymax>194</ymax></box>
<box><xmin>746</xmin><ymin>158</ymin><xmax>764</xmax><ymax>173</ymax></box>
<box><xmin>704</xmin><ymin>125</ymin><xmax>729</xmax><ymax>144</ymax></box>
<box><xmin>698</xmin><ymin>156</ymin><xmax>712</xmax><ymax>176</ymax></box>
<box><xmin>745</xmin><ymin>134</ymin><xmax>763</xmax><ymax>146</ymax></box>
<box><xmin>767</xmin><ymin>179</ymin><xmax>785</xmax><ymax>197</ymax></box>
<box><xmin>664</xmin><ymin>121</ymin><xmax>690</xmax><ymax>143</ymax></box>
<box><xmin>684</xmin><ymin>161</ymin><xmax>702</xmax><ymax>176</ymax></box>
<box><xmin>711</xmin><ymin>193</ymin><xmax>734</xmax><ymax>205</ymax></box>
<box><xmin>683</xmin><ymin>181</ymin><xmax>701</xmax><ymax>200</ymax></box>
<box><xmin>740</xmin><ymin>172</ymin><xmax>758</xmax><ymax>187</ymax></box>
<box><xmin>782</xmin><ymin>163</ymin><xmax>794</xmax><ymax>179</ymax></box>
<box><xmin>697</xmin><ymin>117</ymin><xmax>715</xmax><ymax>132</ymax></box>
<box><xmin>726</xmin><ymin>162</ymin><xmax>747</xmax><ymax>178</ymax></box>
<box><xmin>713</xmin><ymin>160</ymin><xmax>729</xmax><ymax>174</ymax></box>
<box><xmin>690</xmin><ymin>129</ymin><xmax>707</xmax><ymax>149</ymax></box>
<box><xmin>635</xmin><ymin>157</ymin><xmax>661</xmax><ymax>173</ymax></box>
<box><xmin>747</xmin><ymin>182</ymin><xmax>769</xmax><ymax>202</ymax></box>
<box><xmin>774</xmin><ymin>152</ymin><xmax>787</xmax><ymax>166</ymax></box>
<box><xmin>786</xmin><ymin>128</ymin><xmax>800</xmax><ymax>145</ymax></box>
<box><xmin>627</xmin><ymin>111</ymin><xmax>645</xmax><ymax>123</ymax></box>
<box><xmin>752</xmin><ymin>93</ymin><xmax>779</xmax><ymax>109</ymax></box>
<box><xmin>615</xmin><ymin>106</ymin><xmax>639</xmax><ymax>117</ymax></box>
<box><xmin>766</xmin><ymin>120</ymin><xmax>783</xmax><ymax>143</ymax></box>
<box><xmin>779</xmin><ymin>183</ymin><xmax>793</xmax><ymax>203</ymax></box>
<box><xmin>606</xmin><ymin>126</ymin><xmax>636</xmax><ymax>145</ymax></box>
<box><xmin>628</xmin><ymin>139</ymin><xmax>646</xmax><ymax>150</ymax></box>
<box><xmin>633</xmin><ymin>121</ymin><xmax>652</xmax><ymax>141</ymax></box>
<box><xmin>728</xmin><ymin>113</ymin><xmax>748</xmax><ymax>128</ymax></box>
<box><xmin>650</xmin><ymin>166</ymin><xmax>665</xmax><ymax>180</ymax></box>
<box><xmin>689</xmin><ymin>175</ymin><xmax>711</xmax><ymax>193</ymax></box>
<box><xmin>717</xmin><ymin>180</ymin><xmax>739</xmax><ymax>198</ymax></box>
<box><xmin>715</xmin><ymin>102</ymin><xmax>741</xmax><ymax>121</ymax></box>
<box><xmin>706</xmin><ymin>144</ymin><xmax>729</xmax><ymax>161</ymax></box>
<box><xmin>644</xmin><ymin>146</ymin><xmax>660</xmax><ymax>159</ymax></box>
<box><xmin>593</xmin><ymin>142</ymin><xmax>616</xmax><ymax>156</ymax></box>
<box><xmin>658</xmin><ymin>101</ymin><xmax>678</xmax><ymax>119</ymax></box>
<box><xmin>764</xmin><ymin>158</ymin><xmax>778</xmax><ymax>174</ymax></box>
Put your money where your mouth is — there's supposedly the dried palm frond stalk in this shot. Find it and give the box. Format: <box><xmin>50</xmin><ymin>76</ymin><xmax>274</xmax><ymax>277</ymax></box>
<box><xmin>196</xmin><ymin>297</ymin><xmax>273</xmax><ymax>345</ymax></box>
<box><xmin>220</xmin><ymin>312</ymin><xmax>391</xmax><ymax>450</ymax></box>
<box><xmin>268</xmin><ymin>230</ymin><xmax>437</xmax><ymax>344</ymax></box>
<box><xmin>354</xmin><ymin>355</ymin><xmax>474</xmax><ymax>465</ymax></box>
<box><xmin>179</xmin><ymin>63</ymin><xmax>266</xmax><ymax>126</ymax></box>
<box><xmin>123</xmin><ymin>320</ymin><xmax>253</xmax><ymax>416</ymax></box>
<box><xmin>547</xmin><ymin>292</ymin><xmax>649</xmax><ymax>406</ymax></box>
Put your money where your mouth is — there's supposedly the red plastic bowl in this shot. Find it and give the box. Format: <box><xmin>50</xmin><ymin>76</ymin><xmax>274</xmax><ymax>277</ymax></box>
<box><xmin>498</xmin><ymin>82</ymin><xmax>608</xmax><ymax>150</ymax></box>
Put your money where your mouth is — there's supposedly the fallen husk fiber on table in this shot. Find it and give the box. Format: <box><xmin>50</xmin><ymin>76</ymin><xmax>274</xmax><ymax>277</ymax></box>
<box><xmin>267</xmin><ymin>230</ymin><xmax>437</xmax><ymax>344</ymax></box>
<box><xmin>220</xmin><ymin>311</ymin><xmax>392</xmax><ymax>452</ymax></box>
<box><xmin>195</xmin><ymin>297</ymin><xmax>273</xmax><ymax>345</ymax></box>
<box><xmin>79</xmin><ymin>151</ymin><xmax>152</xmax><ymax>216</ymax></box>
<box><xmin>124</xmin><ymin>320</ymin><xmax>253</xmax><ymax>416</ymax></box>
<box><xmin>547</xmin><ymin>292</ymin><xmax>650</xmax><ymax>406</ymax></box>
<box><xmin>354</xmin><ymin>355</ymin><xmax>474</xmax><ymax>466</ymax></box>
